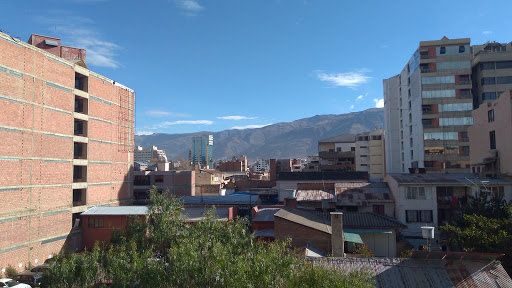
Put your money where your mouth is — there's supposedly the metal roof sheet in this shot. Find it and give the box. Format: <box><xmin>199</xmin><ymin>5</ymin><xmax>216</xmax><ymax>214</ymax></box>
<box><xmin>388</xmin><ymin>173</ymin><xmax>512</xmax><ymax>185</ymax></box>
<box><xmin>296</xmin><ymin>190</ymin><xmax>335</xmax><ymax>201</ymax></box>
<box><xmin>181</xmin><ymin>195</ymin><xmax>259</xmax><ymax>205</ymax></box>
<box><xmin>308</xmin><ymin>253</ymin><xmax>512</xmax><ymax>288</ymax></box>
<box><xmin>81</xmin><ymin>206</ymin><xmax>148</xmax><ymax>215</ymax></box>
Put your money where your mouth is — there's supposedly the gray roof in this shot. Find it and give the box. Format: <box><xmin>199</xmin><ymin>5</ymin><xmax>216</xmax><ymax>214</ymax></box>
<box><xmin>274</xmin><ymin>208</ymin><xmax>406</xmax><ymax>234</ymax></box>
<box><xmin>318</xmin><ymin>134</ymin><xmax>356</xmax><ymax>143</ymax></box>
<box><xmin>309</xmin><ymin>251</ymin><xmax>511</xmax><ymax>288</ymax></box>
<box><xmin>336</xmin><ymin>182</ymin><xmax>393</xmax><ymax>205</ymax></box>
<box><xmin>253</xmin><ymin>228</ymin><xmax>275</xmax><ymax>237</ymax></box>
<box><xmin>181</xmin><ymin>195</ymin><xmax>260</xmax><ymax>206</ymax></box>
<box><xmin>296</xmin><ymin>190</ymin><xmax>335</xmax><ymax>202</ymax></box>
<box><xmin>81</xmin><ymin>206</ymin><xmax>148</xmax><ymax>216</ymax></box>
<box><xmin>387</xmin><ymin>173</ymin><xmax>512</xmax><ymax>185</ymax></box>
<box><xmin>252</xmin><ymin>208</ymin><xmax>280</xmax><ymax>222</ymax></box>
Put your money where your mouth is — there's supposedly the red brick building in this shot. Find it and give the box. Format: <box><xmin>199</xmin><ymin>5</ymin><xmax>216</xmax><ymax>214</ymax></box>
<box><xmin>0</xmin><ymin>31</ymin><xmax>134</xmax><ymax>270</ymax></box>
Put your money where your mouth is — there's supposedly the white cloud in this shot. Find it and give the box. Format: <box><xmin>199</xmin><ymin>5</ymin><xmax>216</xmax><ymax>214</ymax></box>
<box><xmin>315</xmin><ymin>69</ymin><xmax>371</xmax><ymax>88</ymax></box>
<box><xmin>350</xmin><ymin>105</ymin><xmax>355</xmax><ymax>109</ymax></box>
<box><xmin>176</xmin><ymin>0</ymin><xmax>204</xmax><ymax>15</ymax></box>
<box><xmin>231</xmin><ymin>124</ymin><xmax>270</xmax><ymax>130</ymax></box>
<box><xmin>374</xmin><ymin>99</ymin><xmax>384</xmax><ymax>108</ymax></box>
<box><xmin>35</xmin><ymin>13</ymin><xmax>121</xmax><ymax>68</ymax></box>
<box><xmin>217</xmin><ymin>115</ymin><xmax>257</xmax><ymax>120</ymax></box>
<box><xmin>155</xmin><ymin>120</ymin><xmax>213</xmax><ymax>128</ymax></box>
<box><xmin>146</xmin><ymin>110</ymin><xmax>190</xmax><ymax>117</ymax></box>
<box><xmin>482</xmin><ymin>30</ymin><xmax>494</xmax><ymax>35</ymax></box>
<box><xmin>356</xmin><ymin>92</ymin><xmax>368</xmax><ymax>101</ymax></box>
<box><xmin>135</xmin><ymin>130</ymin><xmax>154</xmax><ymax>136</ymax></box>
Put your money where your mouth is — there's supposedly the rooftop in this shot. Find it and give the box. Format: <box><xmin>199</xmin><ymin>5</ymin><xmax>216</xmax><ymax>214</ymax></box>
<box><xmin>252</xmin><ymin>208</ymin><xmax>281</xmax><ymax>222</ymax></box>
<box><xmin>318</xmin><ymin>134</ymin><xmax>356</xmax><ymax>143</ymax></box>
<box><xmin>336</xmin><ymin>182</ymin><xmax>393</xmax><ymax>205</ymax></box>
<box><xmin>81</xmin><ymin>206</ymin><xmax>148</xmax><ymax>216</ymax></box>
<box><xmin>274</xmin><ymin>208</ymin><xmax>407</xmax><ymax>234</ymax></box>
<box><xmin>387</xmin><ymin>173</ymin><xmax>512</xmax><ymax>185</ymax></box>
<box><xmin>309</xmin><ymin>251</ymin><xmax>511</xmax><ymax>288</ymax></box>
<box><xmin>181</xmin><ymin>195</ymin><xmax>260</xmax><ymax>206</ymax></box>
<box><xmin>278</xmin><ymin>171</ymin><xmax>368</xmax><ymax>181</ymax></box>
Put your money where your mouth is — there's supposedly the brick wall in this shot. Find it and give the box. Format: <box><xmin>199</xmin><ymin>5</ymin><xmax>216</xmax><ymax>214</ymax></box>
<box><xmin>0</xmin><ymin>32</ymin><xmax>134</xmax><ymax>271</ymax></box>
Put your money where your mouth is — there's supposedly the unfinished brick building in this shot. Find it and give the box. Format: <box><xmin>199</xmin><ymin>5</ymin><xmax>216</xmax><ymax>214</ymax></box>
<box><xmin>0</xmin><ymin>31</ymin><xmax>134</xmax><ymax>270</ymax></box>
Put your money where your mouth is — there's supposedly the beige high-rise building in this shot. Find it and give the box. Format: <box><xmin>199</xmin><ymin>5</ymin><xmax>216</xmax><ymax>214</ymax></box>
<box><xmin>384</xmin><ymin>37</ymin><xmax>473</xmax><ymax>173</ymax></box>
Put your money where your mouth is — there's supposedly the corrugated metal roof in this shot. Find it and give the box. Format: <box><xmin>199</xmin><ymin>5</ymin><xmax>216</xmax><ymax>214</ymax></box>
<box><xmin>181</xmin><ymin>195</ymin><xmax>259</xmax><ymax>205</ymax></box>
<box><xmin>274</xmin><ymin>208</ymin><xmax>407</xmax><ymax>234</ymax></box>
<box><xmin>81</xmin><ymin>206</ymin><xmax>148</xmax><ymax>215</ymax></box>
<box><xmin>388</xmin><ymin>173</ymin><xmax>512</xmax><ymax>185</ymax></box>
<box><xmin>252</xmin><ymin>208</ymin><xmax>280</xmax><ymax>222</ymax></box>
<box><xmin>308</xmin><ymin>252</ymin><xmax>512</xmax><ymax>288</ymax></box>
<box><xmin>336</xmin><ymin>182</ymin><xmax>393</xmax><ymax>205</ymax></box>
<box><xmin>278</xmin><ymin>171</ymin><xmax>368</xmax><ymax>181</ymax></box>
<box><xmin>296</xmin><ymin>190</ymin><xmax>335</xmax><ymax>201</ymax></box>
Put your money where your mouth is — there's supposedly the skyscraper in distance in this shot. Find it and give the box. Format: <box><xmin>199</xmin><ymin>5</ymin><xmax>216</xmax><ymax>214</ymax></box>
<box><xmin>191</xmin><ymin>135</ymin><xmax>213</xmax><ymax>168</ymax></box>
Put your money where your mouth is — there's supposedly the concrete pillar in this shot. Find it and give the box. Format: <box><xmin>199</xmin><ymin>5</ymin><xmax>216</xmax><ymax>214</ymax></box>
<box><xmin>331</xmin><ymin>212</ymin><xmax>344</xmax><ymax>257</ymax></box>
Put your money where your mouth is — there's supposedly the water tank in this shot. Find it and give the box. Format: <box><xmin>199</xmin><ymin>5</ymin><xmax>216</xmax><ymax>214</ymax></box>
<box><xmin>421</xmin><ymin>226</ymin><xmax>435</xmax><ymax>239</ymax></box>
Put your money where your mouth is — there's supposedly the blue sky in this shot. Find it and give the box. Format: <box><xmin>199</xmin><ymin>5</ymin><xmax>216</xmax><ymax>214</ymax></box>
<box><xmin>1</xmin><ymin>0</ymin><xmax>511</xmax><ymax>135</ymax></box>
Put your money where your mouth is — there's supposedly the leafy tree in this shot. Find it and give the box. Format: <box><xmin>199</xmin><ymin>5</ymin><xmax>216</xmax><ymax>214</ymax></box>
<box><xmin>41</xmin><ymin>186</ymin><xmax>374</xmax><ymax>287</ymax></box>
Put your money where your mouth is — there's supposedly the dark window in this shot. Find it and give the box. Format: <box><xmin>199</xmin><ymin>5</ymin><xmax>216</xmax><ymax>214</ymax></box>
<box><xmin>88</xmin><ymin>217</ymin><xmax>104</xmax><ymax>228</ymax></box>
<box><xmin>420</xmin><ymin>51</ymin><xmax>429</xmax><ymax>59</ymax></box>
<box><xmin>459</xmin><ymin>45</ymin><xmax>465</xmax><ymax>53</ymax></box>
<box><xmin>420</xmin><ymin>210</ymin><xmax>433</xmax><ymax>222</ymax></box>
<box><xmin>336</xmin><ymin>147</ymin><xmax>341</xmax><ymax>152</ymax></box>
<box><xmin>350</xmin><ymin>147</ymin><xmax>355</xmax><ymax>151</ymax></box>
<box><xmin>373</xmin><ymin>205</ymin><xmax>385</xmax><ymax>215</ymax></box>
<box><xmin>73</xmin><ymin>189</ymin><xmax>82</xmax><ymax>203</ymax></box>
<box><xmin>75</xmin><ymin>98</ymin><xmax>84</xmax><ymax>113</ymax></box>
<box><xmin>422</xmin><ymin>119</ymin><xmax>432</xmax><ymax>128</ymax></box>
<box><xmin>422</xmin><ymin>105</ymin><xmax>432</xmax><ymax>112</ymax></box>
<box><xmin>481</xmin><ymin>62</ymin><xmax>495</xmax><ymax>70</ymax></box>
<box><xmin>481</xmin><ymin>77</ymin><xmax>496</xmax><ymax>85</ymax></box>
<box><xmin>155</xmin><ymin>175</ymin><xmax>164</xmax><ymax>183</ymax></box>
<box><xmin>406</xmin><ymin>210</ymin><xmax>418</xmax><ymax>222</ymax></box>
<box><xmin>461</xmin><ymin>146</ymin><xmax>470</xmax><ymax>156</ymax></box>
<box><xmin>490</xmin><ymin>131</ymin><xmax>496</xmax><ymax>149</ymax></box>
<box><xmin>482</xmin><ymin>92</ymin><xmax>497</xmax><ymax>100</ymax></box>
<box><xmin>420</xmin><ymin>63</ymin><xmax>430</xmax><ymax>73</ymax></box>
<box><xmin>74</xmin><ymin>121</ymin><xmax>83</xmax><ymax>135</ymax></box>
<box><xmin>488</xmin><ymin>109</ymin><xmax>495</xmax><ymax>122</ymax></box>
<box><xmin>440</xmin><ymin>47</ymin><xmax>446</xmax><ymax>54</ymax></box>
<box><xmin>371</xmin><ymin>135</ymin><xmax>382</xmax><ymax>140</ymax></box>
<box><xmin>496</xmin><ymin>61</ymin><xmax>512</xmax><ymax>69</ymax></box>
<box><xmin>74</xmin><ymin>143</ymin><xmax>83</xmax><ymax>158</ymax></box>
<box><xmin>460</xmin><ymin>131</ymin><xmax>469</xmax><ymax>142</ymax></box>
<box><xmin>497</xmin><ymin>76</ymin><xmax>512</xmax><ymax>84</ymax></box>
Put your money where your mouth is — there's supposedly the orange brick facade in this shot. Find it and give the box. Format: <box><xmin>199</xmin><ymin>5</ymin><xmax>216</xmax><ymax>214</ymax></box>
<box><xmin>0</xmin><ymin>32</ymin><xmax>134</xmax><ymax>271</ymax></box>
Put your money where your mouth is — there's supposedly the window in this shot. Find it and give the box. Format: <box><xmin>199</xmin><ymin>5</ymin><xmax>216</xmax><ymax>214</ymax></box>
<box><xmin>422</xmin><ymin>119</ymin><xmax>433</xmax><ymax>128</ymax></box>
<box><xmin>461</xmin><ymin>146</ymin><xmax>470</xmax><ymax>156</ymax></box>
<box><xmin>360</xmin><ymin>155</ymin><xmax>368</xmax><ymax>157</ymax></box>
<box><xmin>420</xmin><ymin>210</ymin><xmax>433</xmax><ymax>222</ymax></box>
<box><xmin>155</xmin><ymin>175</ymin><xmax>164</xmax><ymax>183</ymax></box>
<box><xmin>460</xmin><ymin>131</ymin><xmax>469</xmax><ymax>142</ymax></box>
<box><xmin>497</xmin><ymin>76</ymin><xmax>512</xmax><ymax>84</ymax></box>
<box><xmin>490</xmin><ymin>130</ymin><xmax>496</xmax><ymax>150</ymax></box>
<box><xmin>437</xmin><ymin>61</ymin><xmax>470</xmax><ymax>70</ymax></box>
<box><xmin>422</xmin><ymin>89</ymin><xmax>456</xmax><ymax>98</ymax></box>
<box><xmin>439</xmin><ymin>117</ymin><xmax>473</xmax><ymax>126</ymax></box>
<box><xmin>411</xmin><ymin>150</ymin><xmax>414</xmax><ymax>158</ymax></box>
<box><xmin>481</xmin><ymin>77</ymin><xmax>496</xmax><ymax>85</ymax></box>
<box><xmin>88</xmin><ymin>217</ymin><xmax>104</xmax><ymax>228</ymax></box>
<box><xmin>496</xmin><ymin>61</ymin><xmax>512</xmax><ymax>69</ymax></box>
<box><xmin>488</xmin><ymin>109</ymin><xmax>495</xmax><ymax>122</ymax></box>
<box><xmin>438</xmin><ymin>103</ymin><xmax>472</xmax><ymax>112</ymax></box>
<box><xmin>373</xmin><ymin>205</ymin><xmax>385</xmax><ymax>215</ymax></box>
<box><xmin>481</xmin><ymin>62</ymin><xmax>495</xmax><ymax>70</ymax></box>
<box><xmin>422</xmin><ymin>76</ymin><xmax>455</xmax><ymax>85</ymax></box>
<box><xmin>422</xmin><ymin>105</ymin><xmax>432</xmax><ymax>112</ymax></box>
<box><xmin>371</xmin><ymin>135</ymin><xmax>382</xmax><ymax>140</ymax></box>
<box><xmin>406</xmin><ymin>210</ymin><xmax>418</xmax><ymax>222</ymax></box>
<box><xmin>424</xmin><ymin>132</ymin><xmax>458</xmax><ymax>140</ymax></box>
<box><xmin>420</xmin><ymin>51</ymin><xmax>429</xmax><ymax>59</ymax></box>
<box><xmin>406</xmin><ymin>210</ymin><xmax>433</xmax><ymax>223</ymax></box>
<box><xmin>410</xmin><ymin>138</ymin><xmax>413</xmax><ymax>146</ymax></box>
<box><xmin>409</xmin><ymin>125</ymin><xmax>412</xmax><ymax>134</ymax></box>
<box><xmin>406</xmin><ymin>186</ymin><xmax>427</xmax><ymax>199</ymax></box>
<box><xmin>459</xmin><ymin>45</ymin><xmax>465</xmax><ymax>53</ymax></box>
<box><xmin>351</xmin><ymin>147</ymin><xmax>355</xmax><ymax>151</ymax></box>
<box><xmin>336</xmin><ymin>147</ymin><xmax>341</xmax><ymax>152</ymax></box>
<box><xmin>440</xmin><ymin>47</ymin><xmax>446</xmax><ymax>54</ymax></box>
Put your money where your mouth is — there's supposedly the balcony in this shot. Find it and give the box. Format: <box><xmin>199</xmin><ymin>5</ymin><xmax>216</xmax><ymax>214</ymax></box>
<box><xmin>74</xmin><ymin>119</ymin><xmax>87</xmax><ymax>137</ymax></box>
<box><xmin>73</xmin><ymin>189</ymin><xmax>86</xmax><ymax>207</ymax></box>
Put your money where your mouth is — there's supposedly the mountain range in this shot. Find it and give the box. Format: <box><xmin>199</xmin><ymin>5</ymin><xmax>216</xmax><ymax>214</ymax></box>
<box><xmin>134</xmin><ymin>108</ymin><xmax>384</xmax><ymax>161</ymax></box>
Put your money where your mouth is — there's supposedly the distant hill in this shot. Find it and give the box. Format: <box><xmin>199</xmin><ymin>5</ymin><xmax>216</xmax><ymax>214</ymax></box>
<box><xmin>134</xmin><ymin>108</ymin><xmax>384</xmax><ymax>161</ymax></box>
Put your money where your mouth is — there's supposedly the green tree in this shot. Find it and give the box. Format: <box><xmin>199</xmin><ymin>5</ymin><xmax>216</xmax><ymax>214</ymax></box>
<box><xmin>42</xmin><ymin>186</ymin><xmax>374</xmax><ymax>287</ymax></box>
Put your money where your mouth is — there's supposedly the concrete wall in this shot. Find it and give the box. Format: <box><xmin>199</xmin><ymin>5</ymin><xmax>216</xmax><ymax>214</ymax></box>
<box><xmin>469</xmin><ymin>92</ymin><xmax>512</xmax><ymax>176</ymax></box>
<box><xmin>274</xmin><ymin>217</ymin><xmax>331</xmax><ymax>252</ymax></box>
<box><xmin>0</xmin><ymin>31</ymin><xmax>134</xmax><ymax>271</ymax></box>
<box><xmin>383</xmin><ymin>75</ymin><xmax>402</xmax><ymax>174</ymax></box>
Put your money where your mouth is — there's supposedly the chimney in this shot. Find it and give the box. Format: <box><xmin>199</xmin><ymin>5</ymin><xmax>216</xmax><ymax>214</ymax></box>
<box><xmin>330</xmin><ymin>212</ymin><xmax>344</xmax><ymax>257</ymax></box>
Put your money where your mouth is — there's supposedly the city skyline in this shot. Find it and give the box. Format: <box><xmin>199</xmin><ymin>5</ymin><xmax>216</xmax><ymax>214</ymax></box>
<box><xmin>1</xmin><ymin>0</ymin><xmax>511</xmax><ymax>135</ymax></box>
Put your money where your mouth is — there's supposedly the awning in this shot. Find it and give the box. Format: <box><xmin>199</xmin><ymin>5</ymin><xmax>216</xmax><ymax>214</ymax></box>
<box><xmin>343</xmin><ymin>231</ymin><xmax>364</xmax><ymax>244</ymax></box>
<box><xmin>345</xmin><ymin>228</ymin><xmax>392</xmax><ymax>234</ymax></box>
